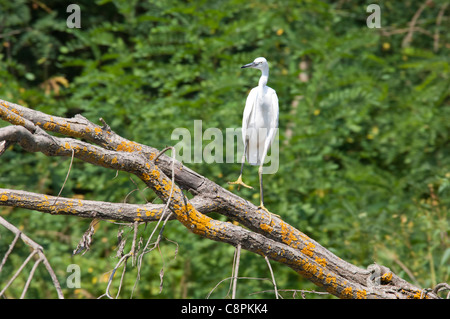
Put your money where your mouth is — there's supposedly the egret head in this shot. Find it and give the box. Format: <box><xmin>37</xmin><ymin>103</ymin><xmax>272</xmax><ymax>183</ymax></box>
<box><xmin>241</xmin><ymin>57</ymin><xmax>268</xmax><ymax>70</ymax></box>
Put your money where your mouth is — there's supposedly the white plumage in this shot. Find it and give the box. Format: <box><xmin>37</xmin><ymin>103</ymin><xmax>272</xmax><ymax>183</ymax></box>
<box><xmin>242</xmin><ymin>83</ymin><xmax>279</xmax><ymax>166</ymax></box>
<box><xmin>229</xmin><ymin>57</ymin><xmax>279</xmax><ymax>221</ymax></box>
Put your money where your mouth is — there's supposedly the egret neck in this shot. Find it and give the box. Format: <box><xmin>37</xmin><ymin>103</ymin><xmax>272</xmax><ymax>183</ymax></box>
<box><xmin>258</xmin><ymin>66</ymin><xmax>269</xmax><ymax>90</ymax></box>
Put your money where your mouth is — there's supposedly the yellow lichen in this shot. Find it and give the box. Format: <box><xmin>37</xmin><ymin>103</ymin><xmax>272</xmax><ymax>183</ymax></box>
<box><xmin>302</xmin><ymin>261</ymin><xmax>317</xmax><ymax>278</ymax></box>
<box><xmin>325</xmin><ymin>274</ymin><xmax>337</xmax><ymax>288</ymax></box>
<box><xmin>151</xmin><ymin>169</ymin><xmax>160</xmax><ymax>179</ymax></box>
<box><xmin>301</xmin><ymin>242</ymin><xmax>315</xmax><ymax>258</ymax></box>
<box><xmin>259</xmin><ymin>223</ymin><xmax>273</xmax><ymax>232</ymax></box>
<box><xmin>43</xmin><ymin>121</ymin><xmax>56</xmax><ymax>131</ymax></box>
<box><xmin>279</xmin><ymin>222</ymin><xmax>298</xmax><ymax>247</ymax></box>
<box><xmin>356</xmin><ymin>289</ymin><xmax>367</xmax><ymax>299</ymax></box>
<box><xmin>381</xmin><ymin>272</ymin><xmax>393</xmax><ymax>284</ymax></box>
<box><xmin>317</xmin><ymin>267</ymin><xmax>325</xmax><ymax>280</ymax></box>
<box><xmin>116</xmin><ymin>141</ymin><xmax>142</xmax><ymax>152</ymax></box>
<box><xmin>412</xmin><ymin>291</ymin><xmax>423</xmax><ymax>299</ymax></box>
<box><xmin>341</xmin><ymin>287</ymin><xmax>353</xmax><ymax>299</ymax></box>
<box><xmin>58</xmin><ymin>123</ymin><xmax>78</xmax><ymax>136</ymax></box>
<box><xmin>315</xmin><ymin>257</ymin><xmax>327</xmax><ymax>267</ymax></box>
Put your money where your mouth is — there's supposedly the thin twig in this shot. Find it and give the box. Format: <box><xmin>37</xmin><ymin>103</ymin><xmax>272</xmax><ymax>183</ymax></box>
<box><xmin>226</xmin><ymin>245</ymin><xmax>238</xmax><ymax>297</ymax></box>
<box><xmin>0</xmin><ymin>216</ymin><xmax>63</xmax><ymax>298</ymax></box>
<box><xmin>154</xmin><ymin>146</ymin><xmax>174</xmax><ymax>163</ymax></box>
<box><xmin>433</xmin><ymin>3</ymin><xmax>448</xmax><ymax>52</ymax></box>
<box><xmin>249</xmin><ymin>288</ymin><xmax>330</xmax><ymax>299</ymax></box>
<box><xmin>402</xmin><ymin>0</ymin><xmax>433</xmax><ymax>48</ymax></box>
<box><xmin>264</xmin><ymin>256</ymin><xmax>279</xmax><ymax>299</ymax></box>
<box><xmin>381</xmin><ymin>26</ymin><xmax>433</xmax><ymax>37</ymax></box>
<box><xmin>99</xmin><ymin>222</ymin><xmax>139</xmax><ymax>299</ymax></box>
<box><xmin>20</xmin><ymin>257</ymin><xmax>43</xmax><ymax>299</ymax></box>
<box><xmin>206</xmin><ymin>276</ymin><xmax>274</xmax><ymax>299</ymax></box>
<box><xmin>163</xmin><ymin>237</ymin><xmax>179</xmax><ymax>261</ymax></box>
<box><xmin>125</xmin><ymin>176</ymin><xmax>150</xmax><ymax>204</ymax></box>
<box><xmin>432</xmin><ymin>283</ymin><xmax>450</xmax><ymax>299</ymax></box>
<box><xmin>115</xmin><ymin>261</ymin><xmax>128</xmax><ymax>299</ymax></box>
<box><xmin>392</xmin><ymin>256</ymin><xmax>421</xmax><ymax>287</ymax></box>
<box><xmin>98</xmin><ymin>253</ymin><xmax>130</xmax><ymax>299</ymax></box>
<box><xmin>0</xmin><ymin>250</ymin><xmax>38</xmax><ymax>297</ymax></box>
<box><xmin>231</xmin><ymin>244</ymin><xmax>241</xmax><ymax>299</ymax></box>
<box><xmin>0</xmin><ymin>232</ymin><xmax>20</xmax><ymax>273</ymax></box>
<box><xmin>115</xmin><ymin>222</ymin><xmax>139</xmax><ymax>298</ymax></box>
<box><xmin>53</xmin><ymin>148</ymin><xmax>75</xmax><ymax>206</ymax></box>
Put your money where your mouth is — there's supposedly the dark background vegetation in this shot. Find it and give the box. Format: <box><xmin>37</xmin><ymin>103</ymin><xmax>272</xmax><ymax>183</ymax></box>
<box><xmin>0</xmin><ymin>0</ymin><xmax>448</xmax><ymax>298</ymax></box>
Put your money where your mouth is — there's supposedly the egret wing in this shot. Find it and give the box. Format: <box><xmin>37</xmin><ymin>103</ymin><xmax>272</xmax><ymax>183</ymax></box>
<box><xmin>242</xmin><ymin>88</ymin><xmax>257</xmax><ymax>163</ymax></box>
<box><xmin>242</xmin><ymin>88</ymin><xmax>257</xmax><ymax>141</ymax></box>
<box><xmin>267</xmin><ymin>90</ymin><xmax>279</xmax><ymax>146</ymax></box>
<box><xmin>257</xmin><ymin>89</ymin><xmax>278</xmax><ymax>168</ymax></box>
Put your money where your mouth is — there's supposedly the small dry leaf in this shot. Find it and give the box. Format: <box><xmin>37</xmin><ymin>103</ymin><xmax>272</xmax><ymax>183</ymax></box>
<box><xmin>73</xmin><ymin>219</ymin><xmax>100</xmax><ymax>255</ymax></box>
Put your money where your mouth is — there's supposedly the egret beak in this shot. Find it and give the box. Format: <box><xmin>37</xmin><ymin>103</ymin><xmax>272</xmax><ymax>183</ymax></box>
<box><xmin>241</xmin><ymin>62</ymin><xmax>255</xmax><ymax>69</ymax></box>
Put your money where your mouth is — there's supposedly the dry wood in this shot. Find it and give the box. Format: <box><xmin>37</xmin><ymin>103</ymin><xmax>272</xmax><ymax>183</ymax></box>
<box><xmin>0</xmin><ymin>98</ymin><xmax>442</xmax><ymax>299</ymax></box>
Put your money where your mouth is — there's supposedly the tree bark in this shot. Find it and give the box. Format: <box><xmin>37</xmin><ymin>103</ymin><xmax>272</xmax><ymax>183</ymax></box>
<box><xmin>0</xmin><ymin>99</ymin><xmax>440</xmax><ymax>299</ymax></box>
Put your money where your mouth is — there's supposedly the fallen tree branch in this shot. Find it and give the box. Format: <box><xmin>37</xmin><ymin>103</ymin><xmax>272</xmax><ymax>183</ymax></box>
<box><xmin>0</xmin><ymin>99</ymin><xmax>443</xmax><ymax>299</ymax></box>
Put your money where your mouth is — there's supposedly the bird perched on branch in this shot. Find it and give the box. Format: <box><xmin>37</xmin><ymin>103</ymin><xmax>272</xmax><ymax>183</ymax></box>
<box><xmin>228</xmin><ymin>57</ymin><xmax>279</xmax><ymax>221</ymax></box>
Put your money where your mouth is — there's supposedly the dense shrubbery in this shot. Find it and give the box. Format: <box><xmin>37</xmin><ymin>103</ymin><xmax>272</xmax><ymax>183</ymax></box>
<box><xmin>0</xmin><ymin>0</ymin><xmax>448</xmax><ymax>298</ymax></box>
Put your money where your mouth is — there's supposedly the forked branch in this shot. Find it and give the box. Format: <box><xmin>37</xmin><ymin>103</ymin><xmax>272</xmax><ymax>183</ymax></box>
<box><xmin>0</xmin><ymin>216</ymin><xmax>63</xmax><ymax>299</ymax></box>
<box><xmin>0</xmin><ymin>99</ymin><xmax>443</xmax><ymax>299</ymax></box>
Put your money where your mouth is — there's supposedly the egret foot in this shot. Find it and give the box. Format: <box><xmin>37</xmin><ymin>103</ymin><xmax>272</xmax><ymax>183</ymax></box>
<box><xmin>257</xmin><ymin>204</ymin><xmax>280</xmax><ymax>224</ymax></box>
<box><xmin>228</xmin><ymin>175</ymin><xmax>253</xmax><ymax>190</ymax></box>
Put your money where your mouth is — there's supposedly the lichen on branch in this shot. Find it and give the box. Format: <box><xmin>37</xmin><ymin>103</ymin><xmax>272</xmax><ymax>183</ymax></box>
<box><xmin>0</xmin><ymin>99</ymin><xmax>440</xmax><ymax>299</ymax></box>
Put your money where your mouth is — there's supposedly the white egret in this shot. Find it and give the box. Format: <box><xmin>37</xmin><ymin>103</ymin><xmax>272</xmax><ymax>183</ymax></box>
<box><xmin>229</xmin><ymin>57</ymin><xmax>279</xmax><ymax>221</ymax></box>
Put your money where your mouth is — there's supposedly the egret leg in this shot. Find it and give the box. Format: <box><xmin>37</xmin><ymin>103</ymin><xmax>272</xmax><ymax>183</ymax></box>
<box><xmin>228</xmin><ymin>142</ymin><xmax>253</xmax><ymax>190</ymax></box>
<box><xmin>257</xmin><ymin>165</ymin><xmax>279</xmax><ymax>223</ymax></box>
<box><xmin>228</xmin><ymin>160</ymin><xmax>253</xmax><ymax>190</ymax></box>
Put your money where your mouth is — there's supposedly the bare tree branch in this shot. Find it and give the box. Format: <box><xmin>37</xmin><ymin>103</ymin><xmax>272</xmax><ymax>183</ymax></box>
<box><xmin>0</xmin><ymin>98</ymin><xmax>443</xmax><ymax>299</ymax></box>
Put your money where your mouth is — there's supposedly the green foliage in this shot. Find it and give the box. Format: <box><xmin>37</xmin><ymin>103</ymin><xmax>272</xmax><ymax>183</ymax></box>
<box><xmin>0</xmin><ymin>0</ymin><xmax>448</xmax><ymax>298</ymax></box>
